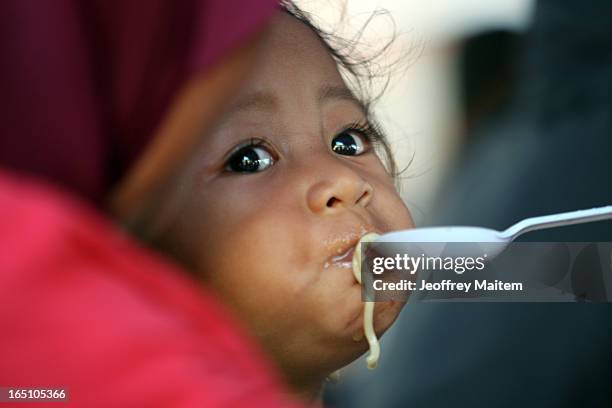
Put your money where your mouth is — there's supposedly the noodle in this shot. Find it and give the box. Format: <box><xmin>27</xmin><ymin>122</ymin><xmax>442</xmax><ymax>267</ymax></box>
<box><xmin>352</xmin><ymin>232</ymin><xmax>380</xmax><ymax>369</ymax></box>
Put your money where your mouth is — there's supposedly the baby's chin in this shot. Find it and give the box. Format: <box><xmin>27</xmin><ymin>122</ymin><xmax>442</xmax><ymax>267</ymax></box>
<box><xmin>351</xmin><ymin>300</ymin><xmax>404</xmax><ymax>340</ymax></box>
<box><xmin>276</xmin><ymin>298</ymin><xmax>405</xmax><ymax>385</ymax></box>
<box><xmin>326</xmin><ymin>300</ymin><xmax>405</xmax><ymax>367</ymax></box>
<box><xmin>375</xmin><ymin>299</ymin><xmax>405</xmax><ymax>332</ymax></box>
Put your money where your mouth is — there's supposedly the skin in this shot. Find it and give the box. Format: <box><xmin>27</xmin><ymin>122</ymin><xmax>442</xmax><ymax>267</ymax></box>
<box><xmin>155</xmin><ymin>12</ymin><xmax>414</xmax><ymax>401</ymax></box>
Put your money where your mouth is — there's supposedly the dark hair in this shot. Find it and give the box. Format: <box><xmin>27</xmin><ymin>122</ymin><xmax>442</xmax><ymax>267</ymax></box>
<box><xmin>280</xmin><ymin>1</ymin><xmax>404</xmax><ymax>181</ymax></box>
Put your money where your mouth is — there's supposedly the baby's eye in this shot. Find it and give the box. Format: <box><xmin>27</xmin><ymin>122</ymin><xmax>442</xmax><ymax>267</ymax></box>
<box><xmin>331</xmin><ymin>129</ymin><xmax>369</xmax><ymax>156</ymax></box>
<box><xmin>225</xmin><ymin>144</ymin><xmax>275</xmax><ymax>173</ymax></box>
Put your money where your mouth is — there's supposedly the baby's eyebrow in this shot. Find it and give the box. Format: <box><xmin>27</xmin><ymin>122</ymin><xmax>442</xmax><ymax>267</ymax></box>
<box><xmin>225</xmin><ymin>84</ymin><xmax>365</xmax><ymax>117</ymax></box>
<box><xmin>317</xmin><ymin>84</ymin><xmax>365</xmax><ymax>112</ymax></box>
<box><xmin>226</xmin><ymin>91</ymin><xmax>277</xmax><ymax>115</ymax></box>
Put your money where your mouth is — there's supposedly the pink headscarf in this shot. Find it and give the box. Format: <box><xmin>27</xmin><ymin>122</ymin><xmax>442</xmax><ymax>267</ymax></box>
<box><xmin>0</xmin><ymin>0</ymin><xmax>276</xmax><ymax>204</ymax></box>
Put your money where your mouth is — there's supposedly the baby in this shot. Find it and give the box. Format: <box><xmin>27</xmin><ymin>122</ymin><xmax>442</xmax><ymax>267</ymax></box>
<box><xmin>152</xmin><ymin>3</ymin><xmax>414</xmax><ymax>402</ymax></box>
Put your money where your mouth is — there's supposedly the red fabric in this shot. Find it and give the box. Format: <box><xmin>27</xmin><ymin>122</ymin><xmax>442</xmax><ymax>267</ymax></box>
<box><xmin>0</xmin><ymin>0</ymin><xmax>278</xmax><ymax>205</ymax></box>
<box><xmin>0</xmin><ymin>1</ymin><xmax>305</xmax><ymax>406</ymax></box>
<box><xmin>0</xmin><ymin>171</ymin><xmax>300</xmax><ymax>407</ymax></box>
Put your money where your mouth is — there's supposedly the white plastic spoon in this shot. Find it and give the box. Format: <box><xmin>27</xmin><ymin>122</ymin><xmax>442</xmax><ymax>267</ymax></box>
<box><xmin>374</xmin><ymin>205</ymin><xmax>612</xmax><ymax>258</ymax></box>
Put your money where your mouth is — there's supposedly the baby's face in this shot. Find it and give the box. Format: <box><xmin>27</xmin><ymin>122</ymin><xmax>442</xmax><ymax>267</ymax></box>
<box><xmin>161</xmin><ymin>12</ymin><xmax>413</xmax><ymax>389</ymax></box>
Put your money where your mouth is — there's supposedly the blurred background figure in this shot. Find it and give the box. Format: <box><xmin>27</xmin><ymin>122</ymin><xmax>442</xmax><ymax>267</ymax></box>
<box><xmin>299</xmin><ymin>0</ymin><xmax>612</xmax><ymax>406</ymax></box>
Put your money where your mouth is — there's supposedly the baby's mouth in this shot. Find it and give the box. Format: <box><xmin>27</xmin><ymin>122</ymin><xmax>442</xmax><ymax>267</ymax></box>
<box><xmin>328</xmin><ymin>246</ymin><xmax>356</xmax><ymax>269</ymax></box>
<box><xmin>324</xmin><ymin>227</ymin><xmax>382</xmax><ymax>270</ymax></box>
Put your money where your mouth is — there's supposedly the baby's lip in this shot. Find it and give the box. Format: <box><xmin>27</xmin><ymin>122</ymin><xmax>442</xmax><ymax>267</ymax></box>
<box><xmin>330</xmin><ymin>246</ymin><xmax>356</xmax><ymax>267</ymax></box>
<box><xmin>325</xmin><ymin>226</ymin><xmax>382</xmax><ymax>268</ymax></box>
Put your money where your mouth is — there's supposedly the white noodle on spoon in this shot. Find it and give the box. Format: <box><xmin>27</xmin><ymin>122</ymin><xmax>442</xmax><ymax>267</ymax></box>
<box><xmin>351</xmin><ymin>232</ymin><xmax>380</xmax><ymax>369</ymax></box>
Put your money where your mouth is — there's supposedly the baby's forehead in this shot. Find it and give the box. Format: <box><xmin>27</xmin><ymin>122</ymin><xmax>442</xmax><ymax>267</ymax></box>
<box><xmin>264</xmin><ymin>11</ymin><xmax>336</xmax><ymax>65</ymax></box>
<box><xmin>240</xmin><ymin>11</ymin><xmax>348</xmax><ymax>99</ymax></box>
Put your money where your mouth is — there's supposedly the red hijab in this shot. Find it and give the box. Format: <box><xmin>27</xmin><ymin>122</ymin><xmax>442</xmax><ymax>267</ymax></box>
<box><xmin>0</xmin><ymin>0</ymin><xmax>275</xmax><ymax>204</ymax></box>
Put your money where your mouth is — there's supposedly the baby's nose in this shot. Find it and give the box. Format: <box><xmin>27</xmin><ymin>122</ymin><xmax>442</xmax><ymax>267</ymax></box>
<box><xmin>305</xmin><ymin>166</ymin><xmax>374</xmax><ymax>214</ymax></box>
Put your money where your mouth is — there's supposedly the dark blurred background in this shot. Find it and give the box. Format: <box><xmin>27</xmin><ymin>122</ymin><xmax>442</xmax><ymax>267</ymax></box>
<box><xmin>321</xmin><ymin>0</ymin><xmax>612</xmax><ymax>406</ymax></box>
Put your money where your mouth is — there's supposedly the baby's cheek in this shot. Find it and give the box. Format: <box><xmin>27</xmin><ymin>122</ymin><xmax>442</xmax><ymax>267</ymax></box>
<box><xmin>398</xmin><ymin>203</ymin><xmax>415</xmax><ymax>229</ymax></box>
<box><xmin>211</xmin><ymin>266</ymin><xmax>299</xmax><ymax>339</ymax></box>
<box><xmin>373</xmin><ymin>190</ymin><xmax>414</xmax><ymax>231</ymax></box>
<box><xmin>379</xmin><ymin>183</ymin><xmax>414</xmax><ymax>228</ymax></box>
